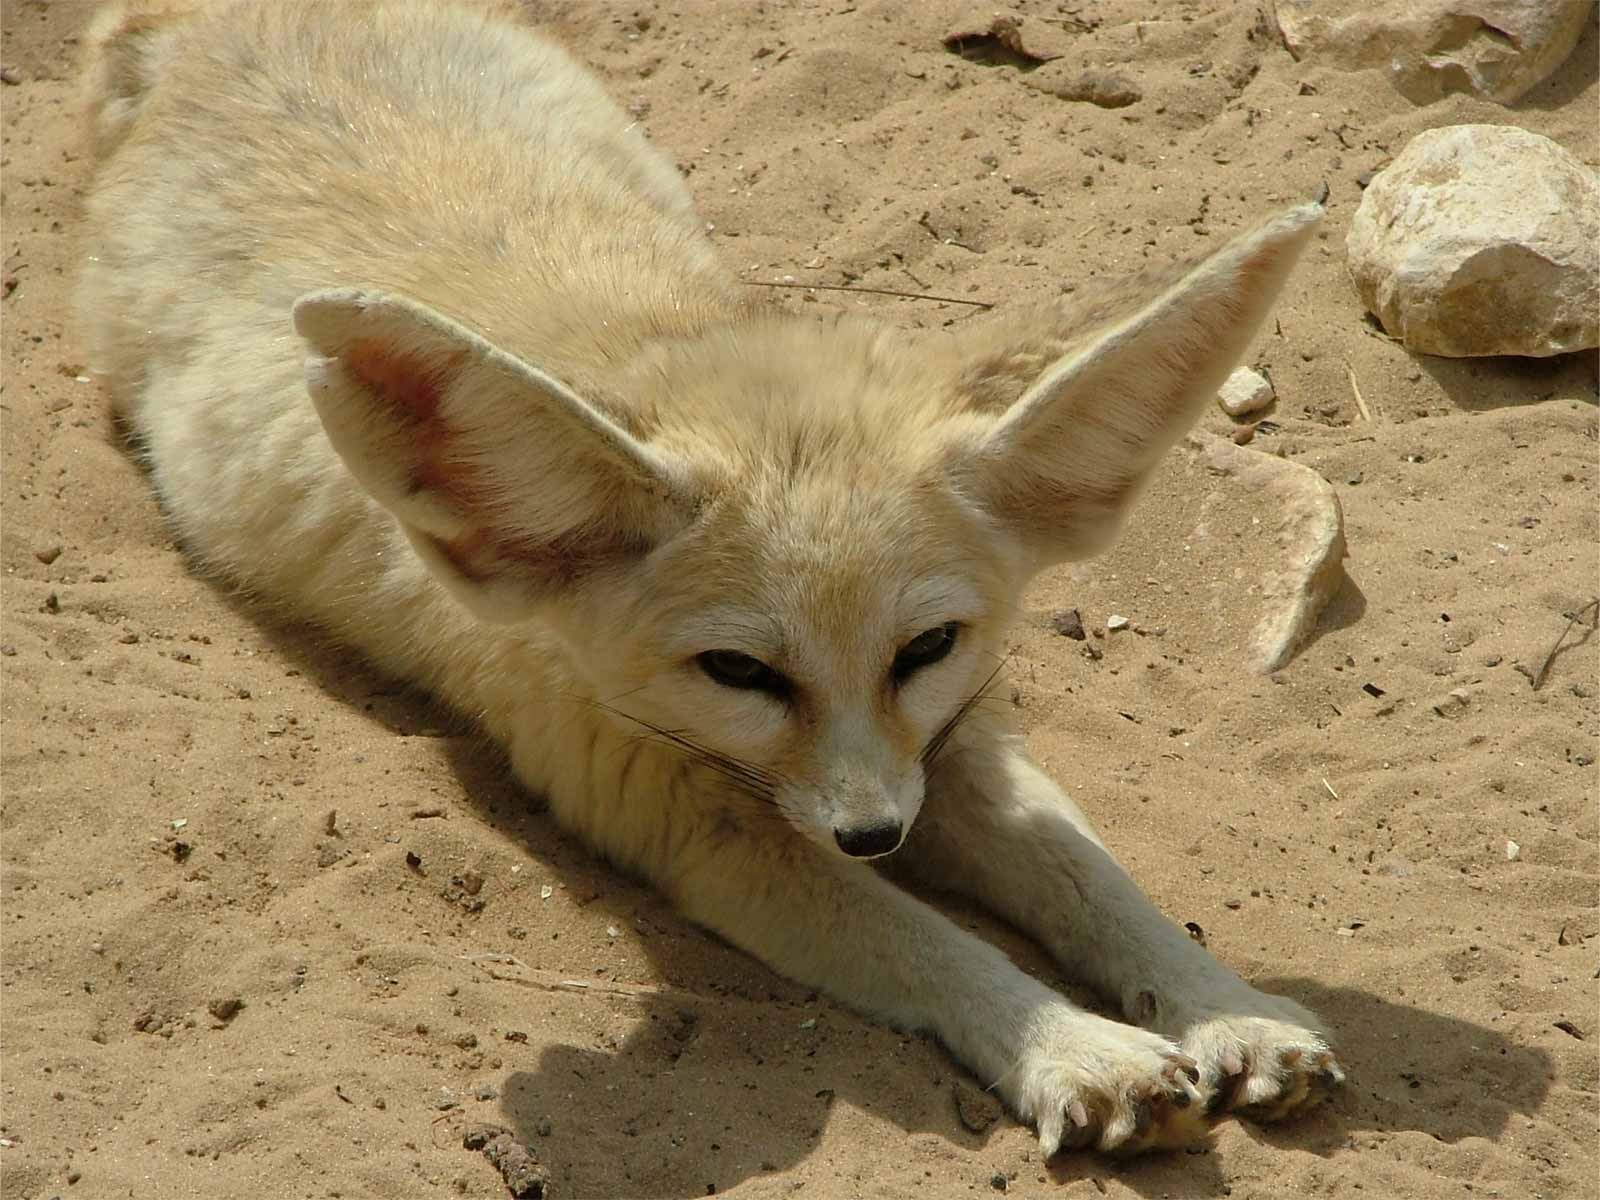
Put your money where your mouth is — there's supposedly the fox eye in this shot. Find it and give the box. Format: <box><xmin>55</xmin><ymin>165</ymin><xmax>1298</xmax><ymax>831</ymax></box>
<box><xmin>892</xmin><ymin>622</ymin><xmax>960</xmax><ymax>684</ymax></box>
<box><xmin>697</xmin><ymin>649</ymin><xmax>789</xmax><ymax>697</ymax></box>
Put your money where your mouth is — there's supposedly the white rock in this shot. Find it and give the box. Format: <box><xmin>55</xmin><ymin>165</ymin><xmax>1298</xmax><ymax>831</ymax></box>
<box><xmin>1272</xmin><ymin>1</ymin><xmax>1595</xmax><ymax>105</ymax></box>
<box><xmin>1504</xmin><ymin>838</ymin><xmax>1520</xmax><ymax>861</ymax></box>
<box><xmin>1106</xmin><ymin>614</ymin><xmax>1130</xmax><ymax>631</ymax></box>
<box><xmin>1184</xmin><ymin>434</ymin><xmax>1347</xmax><ymax>673</ymax></box>
<box><xmin>1347</xmin><ymin>125</ymin><xmax>1599</xmax><ymax>358</ymax></box>
<box><xmin>1217</xmin><ymin>366</ymin><xmax>1275</xmax><ymax>416</ymax></box>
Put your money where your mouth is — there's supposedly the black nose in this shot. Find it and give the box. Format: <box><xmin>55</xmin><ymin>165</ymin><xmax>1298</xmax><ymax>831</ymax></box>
<box><xmin>833</xmin><ymin>821</ymin><xmax>903</xmax><ymax>858</ymax></box>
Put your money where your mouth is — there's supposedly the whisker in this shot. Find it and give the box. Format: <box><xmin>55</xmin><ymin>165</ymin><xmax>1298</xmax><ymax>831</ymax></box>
<box><xmin>575</xmin><ymin>695</ymin><xmax>788</xmax><ymax>804</ymax></box>
<box><xmin>922</xmin><ymin>654</ymin><xmax>1012</xmax><ymax>767</ymax></box>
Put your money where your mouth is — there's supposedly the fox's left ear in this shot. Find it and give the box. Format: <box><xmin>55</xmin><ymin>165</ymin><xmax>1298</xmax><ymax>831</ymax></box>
<box><xmin>949</xmin><ymin>204</ymin><xmax>1321</xmax><ymax>568</ymax></box>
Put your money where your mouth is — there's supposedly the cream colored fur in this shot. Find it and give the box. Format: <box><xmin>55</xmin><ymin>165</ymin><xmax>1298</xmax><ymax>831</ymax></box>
<box><xmin>78</xmin><ymin>0</ymin><xmax>1343</xmax><ymax>1154</ymax></box>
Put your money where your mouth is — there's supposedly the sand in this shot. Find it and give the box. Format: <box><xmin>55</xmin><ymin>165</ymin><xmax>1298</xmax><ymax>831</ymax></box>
<box><xmin>2</xmin><ymin>2</ymin><xmax>1596</xmax><ymax>1197</ymax></box>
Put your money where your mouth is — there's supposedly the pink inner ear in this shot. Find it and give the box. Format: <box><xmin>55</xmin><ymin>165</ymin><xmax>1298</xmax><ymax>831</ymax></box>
<box><xmin>342</xmin><ymin>337</ymin><xmax>478</xmax><ymax>503</ymax></box>
<box><xmin>343</xmin><ymin>336</ymin><xmax>452</xmax><ymax>424</ymax></box>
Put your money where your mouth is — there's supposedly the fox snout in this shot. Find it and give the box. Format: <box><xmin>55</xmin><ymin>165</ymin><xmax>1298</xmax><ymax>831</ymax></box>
<box><xmin>833</xmin><ymin>818</ymin><xmax>904</xmax><ymax>859</ymax></box>
<box><xmin>814</xmin><ymin>761</ymin><xmax>920</xmax><ymax>859</ymax></box>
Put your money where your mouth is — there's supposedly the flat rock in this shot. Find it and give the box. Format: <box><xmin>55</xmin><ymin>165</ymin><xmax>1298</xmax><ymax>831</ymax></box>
<box><xmin>1272</xmin><ymin>0</ymin><xmax>1595</xmax><ymax>105</ymax></box>
<box><xmin>1346</xmin><ymin>125</ymin><xmax>1599</xmax><ymax>357</ymax></box>
<box><xmin>953</xmin><ymin>1079</ymin><xmax>1003</xmax><ymax>1133</ymax></box>
<box><xmin>1026</xmin><ymin>67</ymin><xmax>1142</xmax><ymax>108</ymax></box>
<box><xmin>1217</xmin><ymin>366</ymin><xmax>1275</xmax><ymax>417</ymax></box>
<box><xmin>1184</xmin><ymin>434</ymin><xmax>1348</xmax><ymax>673</ymax></box>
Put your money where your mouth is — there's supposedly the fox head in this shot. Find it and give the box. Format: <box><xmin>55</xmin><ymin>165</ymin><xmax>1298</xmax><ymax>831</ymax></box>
<box><xmin>292</xmin><ymin>205</ymin><xmax>1320</xmax><ymax>859</ymax></box>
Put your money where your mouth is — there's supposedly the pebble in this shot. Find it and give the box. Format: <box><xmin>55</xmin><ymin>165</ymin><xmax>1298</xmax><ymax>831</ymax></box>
<box><xmin>1106</xmin><ymin>614</ymin><xmax>1130</xmax><ymax>632</ymax></box>
<box><xmin>1049</xmin><ymin>608</ymin><xmax>1086</xmax><ymax>640</ymax></box>
<box><xmin>33</xmin><ymin>544</ymin><xmax>61</xmax><ymax>565</ymax></box>
<box><xmin>1505</xmin><ymin>839</ymin><xmax>1521</xmax><ymax>862</ymax></box>
<box><xmin>1217</xmin><ymin>366</ymin><xmax>1275</xmax><ymax>417</ymax></box>
<box><xmin>1347</xmin><ymin>125</ymin><xmax>1598</xmax><ymax>357</ymax></box>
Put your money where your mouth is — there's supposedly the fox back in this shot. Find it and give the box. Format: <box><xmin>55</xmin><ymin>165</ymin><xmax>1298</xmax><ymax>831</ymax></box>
<box><xmin>78</xmin><ymin>0</ymin><xmax>1320</xmax><ymax>872</ymax></box>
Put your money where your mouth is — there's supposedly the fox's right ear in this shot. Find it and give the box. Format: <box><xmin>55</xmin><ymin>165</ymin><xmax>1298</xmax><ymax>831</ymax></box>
<box><xmin>293</xmin><ymin>290</ymin><xmax>698</xmax><ymax>623</ymax></box>
<box><xmin>949</xmin><ymin>204</ymin><xmax>1321</xmax><ymax>570</ymax></box>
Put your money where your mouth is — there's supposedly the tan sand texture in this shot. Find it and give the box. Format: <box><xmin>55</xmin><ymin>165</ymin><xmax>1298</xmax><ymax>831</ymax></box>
<box><xmin>2</xmin><ymin>2</ymin><xmax>1596</xmax><ymax>1197</ymax></box>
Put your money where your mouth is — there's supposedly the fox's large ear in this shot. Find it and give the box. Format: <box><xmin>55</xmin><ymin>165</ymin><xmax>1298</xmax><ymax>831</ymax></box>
<box><xmin>952</xmin><ymin>204</ymin><xmax>1321</xmax><ymax>568</ymax></box>
<box><xmin>293</xmin><ymin>290</ymin><xmax>696</xmax><ymax>623</ymax></box>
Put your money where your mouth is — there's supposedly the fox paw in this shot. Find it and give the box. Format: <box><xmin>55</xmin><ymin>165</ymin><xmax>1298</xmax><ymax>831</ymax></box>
<box><xmin>1008</xmin><ymin>1012</ymin><xmax>1209</xmax><ymax>1156</ymax></box>
<box><xmin>1175</xmin><ymin>995</ymin><xmax>1343</xmax><ymax>1122</ymax></box>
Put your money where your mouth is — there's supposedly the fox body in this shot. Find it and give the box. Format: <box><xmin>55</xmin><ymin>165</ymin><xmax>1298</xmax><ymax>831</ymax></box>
<box><xmin>79</xmin><ymin>0</ymin><xmax>1342</xmax><ymax>1153</ymax></box>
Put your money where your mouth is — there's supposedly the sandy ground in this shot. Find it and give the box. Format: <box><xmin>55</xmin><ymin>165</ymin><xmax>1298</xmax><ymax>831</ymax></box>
<box><xmin>2</xmin><ymin>1</ymin><xmax>1597</xmax><ymax>1197</ymax></box>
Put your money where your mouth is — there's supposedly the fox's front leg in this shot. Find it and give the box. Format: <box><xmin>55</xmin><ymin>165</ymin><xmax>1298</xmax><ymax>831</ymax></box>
<box><xmin>903</xmin><ymin>734</ymin><xmax>1344</xmax><ymax>1123</ymax></box>
<box><xmin>658</xmin><ymin>814</ymin><xmax>1207</xmax><ymax>1154</ymax></box>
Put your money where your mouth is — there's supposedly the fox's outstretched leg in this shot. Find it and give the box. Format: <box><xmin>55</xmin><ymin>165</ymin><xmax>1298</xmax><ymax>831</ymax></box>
<box><xmin>657</xmin><ymin>818</ymin><xmax>1210</xmax><ymax>1155</ymax></box>
<box><xmin>904</xmin><ymin>729</ymin><xmax>1344</xmax><ymax>1123</ymax></box>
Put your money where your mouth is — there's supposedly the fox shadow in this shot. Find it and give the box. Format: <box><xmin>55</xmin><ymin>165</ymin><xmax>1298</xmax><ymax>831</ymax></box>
<box><xmin>432</xmin><ymin>736</ymin><xmax>1554</xmax><ymax>1198</ymax></box>
<box><xmin>225</xmin><ymin>608</ymin><xmax>1553</xmax><ymax>1198</ymax></box>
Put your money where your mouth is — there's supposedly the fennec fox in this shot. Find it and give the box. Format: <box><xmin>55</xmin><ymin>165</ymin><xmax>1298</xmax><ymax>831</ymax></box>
<box><xmin>79</xmin><ymin>0</ymin><xmax>1343</xmax><ymax>1154</ymax></box>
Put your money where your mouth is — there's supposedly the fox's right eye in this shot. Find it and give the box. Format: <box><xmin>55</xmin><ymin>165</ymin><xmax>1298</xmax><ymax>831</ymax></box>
<box><xmin>696</xmin><ymin>650</ymin><xmax>790</xmax><ymax>697</ymax></box>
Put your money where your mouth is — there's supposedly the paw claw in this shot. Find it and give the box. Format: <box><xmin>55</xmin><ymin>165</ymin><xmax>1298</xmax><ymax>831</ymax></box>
<box><xmin>1011</xmin><ymin>1012</ymin><xmax>1212</xmax><ymax>1155</ymax></box>
<box><xmin>1175</xmin><ymin>1001</ymin><xmax>1344</xmax><ymax>1125</ymax></box>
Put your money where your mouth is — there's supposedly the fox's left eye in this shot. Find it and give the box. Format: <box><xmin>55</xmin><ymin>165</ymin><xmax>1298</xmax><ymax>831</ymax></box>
<box><xmin>892</xmin><ymin>621</ymin><xmax>960</xmax><ymax>684</ymax></box>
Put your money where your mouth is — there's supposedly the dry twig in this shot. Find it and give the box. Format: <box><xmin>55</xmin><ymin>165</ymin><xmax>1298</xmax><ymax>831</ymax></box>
<box><xmin>1532</xmin><ymin>597</ymin><xmax>1599</xmax><ymax>690</ymax></box>
<box><xmin>744</xmin><ymin>280</ymin><xmax>994</xmax><ymax>309</ymax></box>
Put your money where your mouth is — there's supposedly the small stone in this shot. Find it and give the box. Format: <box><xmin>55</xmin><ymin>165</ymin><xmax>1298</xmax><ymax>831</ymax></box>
<box><xmin>473</xmin><ymin>1080</ymin><xmax>499</xmax><ymax>1101</ymax></box>
<box><xmin>1504</xmin><ymin>839</ymin><xmax>1520</xmax><ymax>861</ymax></box>
<box><xmin>207</xmin><ymin>996</ymin><xmax>243</xmax><ymax>1023</ymax></box>
<box><xmin>463</xmin><ymin>1123</ymin><xmax>512</xmax><ymax>1151</ymax></box>
<box><xmin>33</xmin><ymin>544</ymin><xmax>61</xmax><ymax>565</ymax></box>
<box><xmin>1432</xmin><ymin>687</ymin><xmax>1471</xmax><ymax>717</ymax></box>
<box><xmin>1230</xmin><ymin>424</ymin><xmax>1256</xmax><ymax>445</ymax></box>
<box><xmin>1346</xmin><ymin>125</ymin><xmax>1598</xmax><ymax>357</ymax></box>
<box><xmin>468</xmin><ymin>1127</ymin><xmax>548</xmax><ymax>1199</ymax></box>
<box><xmin>954</xmin><ymin>1080</ymin><xmax>1002</xmax><ymax>1132</ymax></box>
<box><xmin>1050</xmin><ymin>608</ymin><xmax>1087</xmax><ymax>640</ymax></box>
<box><xmin>1224</xmin><ymin>898</ymin><xmax>1243</xmax><ymax>910</ymax></box>
<box><xmin>991</xmin><ymin>1172</ymin><xmax>1009</xmax><ymax>1191</ymax></box>
<box><xmin>1106</xmin><ymin>614</ymin><xmax>1130</xmax><ymax>632</ymax></box>
<box><xmin>1217</xmin><ymin>366</ymin><xmax>1275</xmax><ymax>416</ymax></box>
<box><xmin>1346</xmin><ymin>471</ymin><xmax>1363</xmax><ymax>486</ymax></box>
